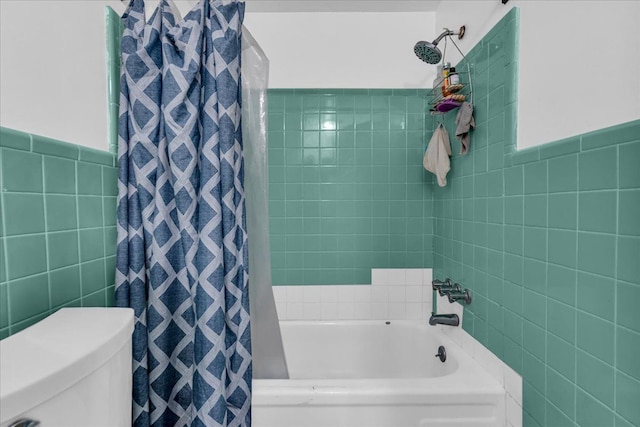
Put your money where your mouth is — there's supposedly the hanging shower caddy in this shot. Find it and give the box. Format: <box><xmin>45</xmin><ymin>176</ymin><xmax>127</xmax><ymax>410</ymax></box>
<box><xmin>413</xmin><ymin>25</ymin><xmax>472</xmax><ymax>115</ymax></box>
<box><xmin>427</xmin><ymin>63</ymin><xmax>472</xmax><ymax>114</ymax></box>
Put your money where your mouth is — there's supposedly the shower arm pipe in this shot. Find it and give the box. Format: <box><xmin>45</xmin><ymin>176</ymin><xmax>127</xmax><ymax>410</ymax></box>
<box><xmin>432</xmin><ymin>29</ymin><xmax>457</xmax><ymax>46</ymax></box>
<box><xmin>433</xmin><ymin>26</ymin><xmax>466</xmax><ymax>46</ymax></box>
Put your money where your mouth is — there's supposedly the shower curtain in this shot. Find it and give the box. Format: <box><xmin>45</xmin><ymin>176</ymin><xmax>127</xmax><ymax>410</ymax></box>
<box><xmin>114</xmin><ymin>0</ymin><xmax>251</xmax><ymax>425</ymax></box>
<box><xmin>241</xmin><ymin>28</ymin><xmax>289</xmax><ymax>380</ymax></box>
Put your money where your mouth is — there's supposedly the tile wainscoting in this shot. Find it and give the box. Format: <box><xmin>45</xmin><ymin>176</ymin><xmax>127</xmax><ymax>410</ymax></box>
<box><xmin>432</xmin><ymin>7</ymin><xmax>640</xmax><ymax>427</ymax></box>
<box><xmin>273</xmin><ymin>268</ymin><xmax>433</xmax><ymax>321</ymax></box>
<box><xmin>0</xmin><ymin>127</ymin><xmax>116</xmax><ymax>338</ymax></box>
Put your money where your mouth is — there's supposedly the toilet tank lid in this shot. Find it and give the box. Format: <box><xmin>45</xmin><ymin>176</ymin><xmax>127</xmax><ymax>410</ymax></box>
<box><xmin>0</xmin><ymin>308</ymin><xmax>134</xmax><ymax>422</ymax></box>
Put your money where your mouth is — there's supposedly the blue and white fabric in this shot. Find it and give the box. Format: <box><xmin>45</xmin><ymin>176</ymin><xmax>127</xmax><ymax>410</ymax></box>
<box><xmin>114</xmin><ymin>0</ymin><xmax>251</xmax><ymax>425</ymax></box>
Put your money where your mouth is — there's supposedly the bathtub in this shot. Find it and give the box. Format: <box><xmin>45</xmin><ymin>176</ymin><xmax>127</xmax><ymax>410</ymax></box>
<box><xmin>252</xmin><ymin>320</ymin><xmax>506</xmax><ymax>427</ymax></box>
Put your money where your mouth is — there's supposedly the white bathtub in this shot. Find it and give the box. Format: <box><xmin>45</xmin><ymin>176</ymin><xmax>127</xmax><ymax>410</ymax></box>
<box><xmin>252</xmin><ymin>321</ymin><xmax>506</xmax><ymax>427</ymax></box>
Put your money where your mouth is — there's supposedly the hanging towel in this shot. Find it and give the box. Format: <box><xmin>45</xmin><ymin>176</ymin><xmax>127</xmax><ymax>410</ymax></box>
<box><xmin>455</xmin><ymin>101</ymin><xmax>475</xmax><ymax>155</ymax></box>
<box><xmin>424</xmin><ymin>123</ymin><xmax>452</xmax><ymax>187</ymax></box>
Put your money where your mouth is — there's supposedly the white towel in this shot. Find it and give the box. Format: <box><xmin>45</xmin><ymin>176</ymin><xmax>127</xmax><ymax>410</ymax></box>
<box><xmin>423</xmin><ymin>123</ymin><xmax>452</xmax><ymax>187</ymax></box>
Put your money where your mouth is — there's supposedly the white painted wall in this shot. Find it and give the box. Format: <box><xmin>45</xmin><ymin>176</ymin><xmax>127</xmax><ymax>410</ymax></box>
<box><xmin>436</xmin><ymin>0</ymin><xmax>640</xmax><ymax>149</ymax></box>
<box><xmin>3</xmin><ymin>1</ymin><xmax>637</xmax><ymax>150</ymax></box>
<box><xmin>243</xmin><ymin>12</ymin><xmax>437</xmax><ymax>88</ymax></box>
<box><xmin>0</xmin><ymin>0</ymin><xmax>199</xmax><ymax>151</ymax></box>
<box><xmin>247</xmin><ymin>1</ymin><xmax>440</xmax><ymax>13</ymax></box>
<box><xmin>0</xmin><ymin>1</ymin><xmax>436</xmax><ymax>149</ymax></box>
<box><xmin>0</xmin><ymin>0</ymin><xmax>123</xmax><ymax>151</ymax></box>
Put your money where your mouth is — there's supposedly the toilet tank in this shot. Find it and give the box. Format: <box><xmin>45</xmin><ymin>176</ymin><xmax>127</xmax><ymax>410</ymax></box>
<box><xmin>0</xmin><ymin>308</ymin><xmax>134</xmax><ymax>427</ymax></box>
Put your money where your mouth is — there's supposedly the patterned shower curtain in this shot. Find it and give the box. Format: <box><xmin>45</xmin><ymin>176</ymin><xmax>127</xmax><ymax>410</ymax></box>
<box><xmin>114</xmin><ymin>0</ymin><xmax>251</xmax><ymax>426</ymax></box>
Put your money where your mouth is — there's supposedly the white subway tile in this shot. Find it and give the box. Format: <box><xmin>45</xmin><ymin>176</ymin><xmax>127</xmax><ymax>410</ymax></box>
<box><xmin>303</xmin><ymin>286</ymin><xmax>322</xmax><ymax>303</ymax></box>
<box><xmin>452</xmin><ymin>327</ymin><xmax>475</xmax><ymax>355</ymax></box>
<box><xmin>286</xmin><ymin>302</ymin><xmax>304</xmax><ymax>319</ymax></box>
<box><xmin>338</xmin><ymin>301</ymin><xmax>356</xmax><ymax>319</ymax></box>
<box><xmin>320</xmin><ymin>286</ymin><xmax>339</xmax><ymax>303</ymax></box>
<box><xmin>444</xmin><ymin>325</ymin><xmax>463</xmax><ymax>347</ymax></box>
<box><xmin>302</xmin><ymin>302</ymin><xmax>322</xmax><ymax>320</ymax></box>
<box><xmin>389</xmin><ymin>302</ymin><xmax>406</xmax><ymax>319</ymax></box>
<box><xmin>406</xmin><ymin>302</ymin><xmax>423</xmax><ymax>320</ymax></box>
<box><xmin>506</xmin><ymin>395</ymin><xmax>522</xmax><ymax>427</ymax></box>
<box><xmin>371</xmin><ymin>285</ymin><xmax>389</xmax><ymax>302</ymax></box>
<box><xmin>406</xmin><ymin>285</ymin><xmax>422</xmax><ymax>302</ymax></box>
<box><xmin>321</xmin><ymin>302</ymin><xmax>338</xmax><ymax>320</ymax></box>
<box><xmin>422</xmin><ymin>304</ymin><xmax>432</xmax><ymax>321</ymax></box>
<box><xmin>353</xmin><ymin>285</ymin><xmax>372</xmax><ymax>302</ymax></box>
<box><xmin>455</xmin><ymin>328</ymin><xmax>473</xmax><ymax>351</ymax></box>
<box><xmin>371</xmin><ymin>302</ymin><xmax>389</xmax><ymax>319</ymax></box>
<box><xmin>387</xmin><ymin>269</ymin><xmax>407</xmax><ymax>285</ymax></box>
<box><xmin>286</xmin><ymin>286</ymin><xmax>304</xmax><ymax>303</ymax></box>
<box><xmin>389</xmin><ymin>285</ymin><xmax>406</xmax><ymax>302</ymax></box>
<box><xmin>422</xmin><ymin>268</ymin><xmax>433</xmax><ymax>285</ymax></box>
<box><xmin>354</xmin><ymin>302</ymin><xmax>372</xmax><ymax>320</ymax></box>
<box><xmin>422</xmin><ymin>284</ymin><xmax>434</xmax><ymax>303</ymax></box>
<box><xmin>467</xmin><ymin>334</ymin><xmax>483</xmax><ymax>359</ymax></box>
<box><xmin>337</xmin><ymin>286</ymin><xmax>357</xmax><ymax>302</ymax></box>
<box><xmin>272</xmin><ymin>286</ymin><xmax>287</xmax><ymax>303</ymax></box>
<box><xmin>405</xmin><ymin>269</ymin><xmax>423</xmax><ymax>285</ymax></box>
<box><xmin>371</xmin><ymin>269</ymin><xmax>389</xmax><ymax>285</ymax></box>
<box><xmin>504</xmin><ymin>365</ymin><xmax>523</xmax><ymax>405</ymax></box>
<box><xmin>476</xmin><ymin>347</ymin><xmax>505</xmax><ymax>386</ymax></box>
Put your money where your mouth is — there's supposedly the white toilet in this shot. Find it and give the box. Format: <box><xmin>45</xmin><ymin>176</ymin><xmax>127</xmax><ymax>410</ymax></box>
<box><xmin>0</xmin><ymin>308</ymin><xmax>134</xmax><ymax>427</ymax></box>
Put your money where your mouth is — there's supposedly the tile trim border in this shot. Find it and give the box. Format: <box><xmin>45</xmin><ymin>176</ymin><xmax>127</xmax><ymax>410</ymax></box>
<box><xmin>0</xmin><ymin>127</ymin><xmax>116</xmax><ymax>166</ymax></box>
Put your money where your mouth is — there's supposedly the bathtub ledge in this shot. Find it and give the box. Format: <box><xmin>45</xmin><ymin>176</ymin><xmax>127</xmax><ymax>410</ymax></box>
<box><xmin>438</xmin><ymin>322</ymin><xmax>523</xmax><ymax>427</ymax></box>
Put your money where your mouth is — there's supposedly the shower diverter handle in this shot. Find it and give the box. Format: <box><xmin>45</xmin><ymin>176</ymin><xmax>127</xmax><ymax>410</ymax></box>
<box><xmin>432</xmin><ymin>278</ymin><xmax>460</xmax><ymax>295</ymax></box>
<box><xmin>447</xmin><ymin>289</ymin><xmax>472</xmax><ymax>305</ymax></box>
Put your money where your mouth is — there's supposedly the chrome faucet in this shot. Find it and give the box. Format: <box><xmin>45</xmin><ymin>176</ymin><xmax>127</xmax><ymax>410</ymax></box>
<box><xmin>429</xmin><ymin>278</ymin><xmax>460</xmax><ymax>327</ymax></box>
<box><xmin>429</xmin><ymin>312</ymin><xmax>460</xmax><ymax>326</ymax></box>
<box><xmin>432</xmin><ymin>278</ymin><xmax>452</xmax><ymax>292</ymax></box>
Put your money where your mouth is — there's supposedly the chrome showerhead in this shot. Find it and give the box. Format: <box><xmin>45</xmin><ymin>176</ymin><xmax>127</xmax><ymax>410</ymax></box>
<box><xmin>414</xmin><ymin>41</ymin><xmax>442</xmax><ymax>64</ymax></box>
<box><xmin>414</xmin><ymin>26</ymin><xmax>466</xmax><ymax>65</ymax></box>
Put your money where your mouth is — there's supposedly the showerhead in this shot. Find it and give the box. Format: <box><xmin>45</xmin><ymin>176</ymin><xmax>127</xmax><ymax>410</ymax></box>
<box><xmin>414</xmin><ymin>41</ymin><xmax>442</xmax><ymax>64</ymax></box>
<box><xmin>413</xmin><ymin>26</ymin><xmax>466</xmax><ymax>65</ymax></box>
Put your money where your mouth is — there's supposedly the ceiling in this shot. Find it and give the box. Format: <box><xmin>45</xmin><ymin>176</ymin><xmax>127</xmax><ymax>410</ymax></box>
<box><xmin>244</xmin><ymin>0</ymin><xmax>442</xmax><ymax>13</ymax></box>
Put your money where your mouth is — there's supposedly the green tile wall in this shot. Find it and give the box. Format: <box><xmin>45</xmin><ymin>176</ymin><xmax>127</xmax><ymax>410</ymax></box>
<box><xmin>267</xmin><ymin>89</ymin><xmax>434</xmax><ymax>285</ymax></box>
<box><xmin>432</xmin><ymin>8</ymin><xmax>640</xmax><ymax>427</ymax></box>
<box><xmin>0</xmin><ymin>127</ymin><xmax>117</xmax><ymax>339</ymax></box>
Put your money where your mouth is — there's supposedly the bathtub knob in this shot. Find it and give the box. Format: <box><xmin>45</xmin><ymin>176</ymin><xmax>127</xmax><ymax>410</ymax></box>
<box><xmin>9</xmin><ymin>419</ymin><xmax>41</xmax><ymax>427</ymax></box>
<box><xmin>447</xmin><ymin>289</ymin><xmax>472</xmax><ymax>305</ymax></box>
<box><xmin>434</xmin><ymin>345</ymin><xmax>447</xmax><ymax>363</ymax></box>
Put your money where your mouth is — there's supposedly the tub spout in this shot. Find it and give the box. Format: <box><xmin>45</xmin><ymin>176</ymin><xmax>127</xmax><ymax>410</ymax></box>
<box><xmin>428</xmin><ymin>312</ymin><xmax>460</xmax><ymax>327</ymax></box>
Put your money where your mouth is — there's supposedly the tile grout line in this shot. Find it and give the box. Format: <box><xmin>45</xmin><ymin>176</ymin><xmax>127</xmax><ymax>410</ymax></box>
<box><xmin>102</xmin><ymin>167</ymin><xmax>110</xmax><ymax>303</ymax></box>
<box><xmin>100</xmin><ymin>167</ymin><xmax>107</xmax><ymax>305</ymax></box>
<box><xmin>75</xmin><ymin>160</ymin><xmax>84</xmax><ymax>306</ymax></box>
<box><xmin>543</xmin><ymin>159</ymin><xmax>550</xmax><ymax>425</ymax></box>
<box><xmin>573</xmin><ymin>135</ymin><xmax>581</xmax><ymax>424</ymax></box>
<box><xmin>612</xmin><ymin>144</ymin><xmax>619</xmax><ymax>417</ymax></box>
<box><xmin>0</xmin><ymin>149</ymin><xmax>13</xmax><ymax>332</ymax></box>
